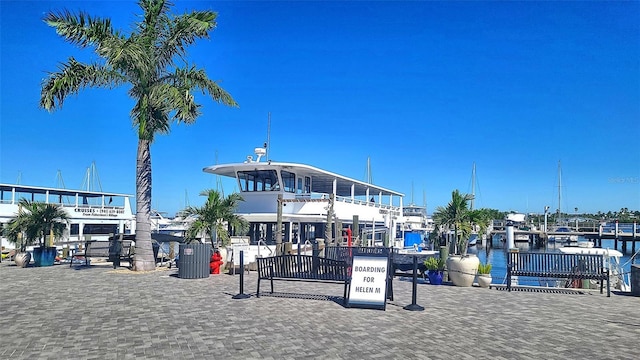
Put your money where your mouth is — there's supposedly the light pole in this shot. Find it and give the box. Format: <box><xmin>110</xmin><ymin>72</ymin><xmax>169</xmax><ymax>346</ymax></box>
<box><xmin>544</xmin><ymin>206</ymin><xmax>550</xmax><ymax>233</ymax></box>
<box><xmin>574</xmin><ymin>207</ymin><xmax>578</xmax><ymax>231</ymax></box>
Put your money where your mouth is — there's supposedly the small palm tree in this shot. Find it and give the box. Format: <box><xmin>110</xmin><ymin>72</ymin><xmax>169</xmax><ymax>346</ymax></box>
<box><xmin>5</xmin><ymin>199</ymin><xmax>69</xmax><ymax>249</ymax></box>
<box><xmin>3</xmin><ymin>217</ymin><xmax>35</xmax><ymax>253</ymax></box>
<box><xmin>40</xmin><ymin>0</ymin><xmax>237</xmax><ymax>271</ymax></box>
<box><xmin>182</xmin><ymin>189</ymin><xmax>247</xmax><ymax>248</ymax></box>
<box><xmin>433</xmin><ymin>190</ymin><xmax>474</xmax><ymax>256</ymax></box>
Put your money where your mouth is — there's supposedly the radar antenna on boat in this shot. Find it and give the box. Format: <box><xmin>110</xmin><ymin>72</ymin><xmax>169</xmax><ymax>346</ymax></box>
<box><xmin>265</xmin><ymin>112</ymin><xmax>271</xmax><ymax>161</ymax></box>
<box><xmin>255</xmin><ymin>147</ymin><xmax>266</xmax><ymax>162</ymax></box>
<box><xmin>245</xmin><ymin>147</ymin><xmax>267</xmax><ymax>163</ymax></box>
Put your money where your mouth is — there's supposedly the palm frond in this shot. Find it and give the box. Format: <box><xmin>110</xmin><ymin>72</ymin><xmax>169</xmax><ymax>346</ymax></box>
<box><xmin>182</xmin><ymin>189</ymin><xmax>246</xmax><ymax>246</ymax></box>
<box><xmin>44</xmin><ymin>10</ymin><xmax>114</xmax><ymax>49</ymax></box>
<box><xmin>156</xmin><ymin>10</ymin><xmax>217</xmax><ymax>66</ymax></box>
<box><xmin>170</xmin><ymin>67</ymin><xmax>238</xmax><ymax>107</ymax></box>
<box><xmin>40</xmin><ymin>58</ymin><xmax>125</xmax><ymax>110</ymax></box>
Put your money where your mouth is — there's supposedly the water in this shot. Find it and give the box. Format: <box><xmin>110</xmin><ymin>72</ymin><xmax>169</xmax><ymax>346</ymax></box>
<box><xmin>470</xmin><ymin>236</ymin><xmax>638</xmax><ymax>287</ymax></box>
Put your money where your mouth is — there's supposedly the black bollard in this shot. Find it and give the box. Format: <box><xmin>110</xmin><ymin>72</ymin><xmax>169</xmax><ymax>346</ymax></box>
<box><xmin>232</xmin><ymin>250</ymin><xmax>250</xmax><ymax>299</ymax></box>
<box><xmin>403</xmin><ymin>255</ymin><xmax>424</xmax><ymax>311</ymax></box>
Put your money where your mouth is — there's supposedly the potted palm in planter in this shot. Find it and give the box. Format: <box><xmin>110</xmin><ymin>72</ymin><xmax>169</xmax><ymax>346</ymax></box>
<box><xmin>477</xmin><ymin>262</ymin><xmax>492</xmax><ymax>288</ymax></box>
<box><xmin>2</xmin><ymin>216</ymin><xmax>35</xmax><ymax>267</ymax></box>
<box><xmin>8</xmin><ymin>199</ymin><xmax>69</xmax><ymax>267</ymax></box>
<box><xmin>423</xmin><ymin>256</ymin><xmax>446</xmax><ymax>285</ymax></box>
<box><xmin>433</xmin><ymin>190</ymin><xmax>490</xmax><ymax>287</ymax></box>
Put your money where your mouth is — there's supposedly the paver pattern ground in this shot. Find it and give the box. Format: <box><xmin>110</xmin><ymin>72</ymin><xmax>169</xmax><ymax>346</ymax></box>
<box><xmin>0</xmin><ymin>261</ymin><xmax>638</xmax><ymax>359</ymax></box>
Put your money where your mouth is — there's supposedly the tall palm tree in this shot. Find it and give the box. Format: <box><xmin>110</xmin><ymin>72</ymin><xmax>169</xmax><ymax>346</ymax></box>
<box><xmin>433</xmin><ymin>190</ymin><xmax>474</xmax><ymax>255</ymax></box>
<box><xmin>182</xmin><ymin>189</ymin><xmax>247</xmax><ymax>248</ymax></box>
<box><xmin>39</xmin><ymin>1</ymin><xmax>238</xmax><ymax>271</ymax></box>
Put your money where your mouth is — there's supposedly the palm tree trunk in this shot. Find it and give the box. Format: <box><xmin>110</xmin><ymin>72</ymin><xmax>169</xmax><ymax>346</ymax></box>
<box><xmin>324</xmin><ymin>194</ymin><xmax>334</xmax><ymax>244</ymax></box>
<box><xmin>210</xmin><ymin>225</ymin><xmax>216</xmax><ymax>248</ymax></box>
<box><xmin>133</xmin><ymin>139</ymin><xmax>156</xmax><ymax>271</ymax></box>
<box><xmin>450</xmin><ymin>225</ymin><xmax>457</xmax><ymax>255</ymax></box>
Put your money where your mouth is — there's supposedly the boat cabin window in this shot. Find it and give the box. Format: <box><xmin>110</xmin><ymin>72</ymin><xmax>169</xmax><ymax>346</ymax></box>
<box><xmin>237</xmin><ymin>170</ymin><xmax>279</xmax><ymax>192</ymax></box>
<box><xmin>297</xmin><ymin>178</ymin><xmax>303</xmax><ymax>194</ymax></box>
<box><xmin>70</xmin><ymin>223</ymin><xmax>118</xmax><ymax>235</ymax></box>
<box><xmin>304</xmin><ymin>176</ymin><xmax>311</xmax><ymax>193</ymax></box>
<box><xmin>282</xmin><ymin>171</ymin><xmax>296</xmax><ymax>193</ymax></box>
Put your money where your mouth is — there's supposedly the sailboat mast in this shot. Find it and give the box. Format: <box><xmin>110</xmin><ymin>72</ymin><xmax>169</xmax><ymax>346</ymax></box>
<box><xmin>423</xmin><ymin>190</ymin><xmax>427</xmax><ymax>215</ymax></box>
<box><xmin>411</xmin><ymin>181</ymin><xmax>414</xmax><ymax>205</ymax></box>
<box><xmin>558</xmin><ymin>160</ymin><xmax>562</xmax><ymax>225</ymax></box>
<box><xmin>266</xmin><ymin>112</ymin><xmax>271</xmax><ymax>160</ymax></box>
<box><xmin>470</xmin><ymin>162</ymin><xmax>476</xmax><ymax>210</ymax></box>
<box><xmin>472</xmin><ymin>163</ymin><xmax>476</xmax><ymax>210</ymax></box>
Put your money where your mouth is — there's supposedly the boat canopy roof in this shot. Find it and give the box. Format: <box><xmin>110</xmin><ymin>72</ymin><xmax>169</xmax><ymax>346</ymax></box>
<box><xmin>0</xmin><ymin>183</ymin><xmax>132</xmax><ymax>198</ymax></box>
<box><xmin>558</xmin><ymin>247</ymin><xmax>624</xmax><ymax>257</ymax></box>
<box><xmin>203</xmin><ymin>162</ymin><xmax>404</xmax><ymax>198</ymax></box>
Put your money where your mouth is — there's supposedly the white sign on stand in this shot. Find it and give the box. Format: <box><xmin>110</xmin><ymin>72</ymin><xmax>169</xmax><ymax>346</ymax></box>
<box><xmin>347</xmin><ymin>255</ymin><xmax>389</xmax><ymax>310</ymax></box>
<box><xmin>231</xmin><ymin>243</ymin><xmax>250</xmax><ymax>264</ymax></box>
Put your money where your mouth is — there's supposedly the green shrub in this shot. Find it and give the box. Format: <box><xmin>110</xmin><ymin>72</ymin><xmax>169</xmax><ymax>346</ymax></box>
<box><xmin>424</xmin><ymin>256</ymin><xmax>445</xmax><ymax>271</ymax></box>
<box><xmin>477</xmin><ymin>262</ymin><xmax>492</xmax><ymax>274</ymax></box>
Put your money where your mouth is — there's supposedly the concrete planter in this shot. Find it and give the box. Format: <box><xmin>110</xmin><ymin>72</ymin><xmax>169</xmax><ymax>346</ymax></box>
<box><xmin>446</xmin><ymin>254</ymin><xmax>479</xmax><ymax>287</ymax></box>
<box><xmin>427</xmin><ymin>270</ymin><xmax>444</xmax><ymax>285</ymax></box>
<box><xmin>33</xmin><ymin>247</ymin><xmax>57</xmax><ymax>267</ymax></box>
<box><xmin>477</xmin><ymin>274</ymin><xmax>492</xmax><ymax>288</ymax></box>
<box><xmin>14</xmin><ymin>252</ymin><xmax>31</xmax><ymax>268</ymax></box>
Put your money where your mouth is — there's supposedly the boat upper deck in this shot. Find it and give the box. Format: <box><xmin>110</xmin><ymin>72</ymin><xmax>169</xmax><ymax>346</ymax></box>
<box><xmin>203</xmin><ymin>149</ymin><xmax>405</xmax><ymax>224</ymax></box>
<box><xmin>204</xmin><ymin>161</ymin><xmax>403</xmax><ymax>199</ymax></box>
<box><xmin>0</xmin><ymin>183</ymin><xmax>134</xmax><ymax>220</ymax></box>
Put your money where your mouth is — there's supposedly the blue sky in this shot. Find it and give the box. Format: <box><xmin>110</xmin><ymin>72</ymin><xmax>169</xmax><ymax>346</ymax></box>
<box><xmin>1</xmin><ymin>1</ymin><xmax>638</xmax><ymax>216</ymax></box>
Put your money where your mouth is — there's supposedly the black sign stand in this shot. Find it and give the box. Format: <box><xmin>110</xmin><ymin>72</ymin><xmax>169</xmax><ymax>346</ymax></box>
<box><xmin>403</xmin><ymin>255</ymin><xmax>424</xmax><ymax>311</ymax></box>
<box><xmin>232</xmin><ymin>250</ymin><xmax>250</xmax><ymax>300</ymax></box>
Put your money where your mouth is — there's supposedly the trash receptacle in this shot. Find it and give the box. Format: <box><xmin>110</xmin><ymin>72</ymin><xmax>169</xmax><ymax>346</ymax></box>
<box><xmin>152</xmin><ymin>241</ymin><xmax>160</xmax><ymax>264</ymax></box>
<box><xmin>109</xmin><ymin>239</ymin><xmax>122</xmax><ymax>268</ymax></box>
<box><xmin>178</xmin><ymin>243</ymin><xmax>211</xmax><ymax>279</ymax></box>
<box><xmin>631</xmin><ymin>264</ymin><xmax>640</xmax><ymax>296</ymax></box>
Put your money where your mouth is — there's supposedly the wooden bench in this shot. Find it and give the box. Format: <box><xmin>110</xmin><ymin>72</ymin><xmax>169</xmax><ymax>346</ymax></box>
<box><xmin>507</xmin><ymin>251</ymin><xmax>610</xmax><ymax>297</ymax></box>
<box><xmin>256</xmin><ymin>254</ymin><xmax>350</xmax><ymax>300</ymax></box>
<box><xmin>71</xmin><ymin>240</ymin><xmax>134</xmax><ymax>269</ymax></box>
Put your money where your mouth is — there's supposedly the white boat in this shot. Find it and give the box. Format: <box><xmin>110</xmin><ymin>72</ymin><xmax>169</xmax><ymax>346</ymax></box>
<box><xmin>557</xmin><ymin>246</ymin><xmax>630</xmax><ymax>292</ymax></box>
<box><xmin>0</xmin><ymin>183</ymin><xmax>136</xmax><ymax>249</ymax></box>
<box><xmin>400</xmin><ymin>203</ymin><xmax>430</xmax><ymax>232</ymax></box>
<box><xmin>548</xmin><ymin>226</ymin><xmax>578</xmax><ymax>243</ymax></box>
<box><xmin>203</xmin><ymin>147</ymin><xmax>405</xmax><ymax>265</ymax></box>
<box><xmin>468</xmin><ymin>233</ymin><xmax>478</xmax><ymax>246</ymax></box>
<box><xmin>398</xmin><ymin>203</ymin><xmax>434</xmax><ymax>249</ymax></box>
<box><xmin>150</xmin><ymin>210</ymin><xmax>193</xmax><ymax>237</ymax></box>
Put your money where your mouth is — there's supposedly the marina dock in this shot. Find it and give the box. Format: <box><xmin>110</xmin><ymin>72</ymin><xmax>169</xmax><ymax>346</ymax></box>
<box><xmin>490</xmin><ymin>222</ymin><xmax>640</xmax><ymax>252</ymax></box>
<box><xmin>0</xmin><ymin>262</ymin><xmax>638</xmax><ymax>359</ymax></box>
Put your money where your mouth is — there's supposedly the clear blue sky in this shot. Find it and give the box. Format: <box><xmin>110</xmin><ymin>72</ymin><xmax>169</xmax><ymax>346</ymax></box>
<box><xmin>1</xmin><ymin>1</ymin><xmax>638</xmax><ymax>216</ymax></box>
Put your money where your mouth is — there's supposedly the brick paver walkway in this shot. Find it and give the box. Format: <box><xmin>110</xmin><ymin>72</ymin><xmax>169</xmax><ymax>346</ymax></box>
<box><xmin>0</xmin><ymin>262</ymin><xmax>637</xmax><ymax>359</ymax></box>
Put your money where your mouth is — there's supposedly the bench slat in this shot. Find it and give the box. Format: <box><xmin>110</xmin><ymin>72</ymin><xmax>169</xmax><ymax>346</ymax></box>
<box><xmin>256</xmin><ymin>255</ymin><xmax>350</xmax><ymax>298</ymax></box>
<box><xmin>507</xmin><ymin>252</ymin><xmax>609</xmax><ymax>296</ymax></box>
<box><xmin>70</xmin><ymin>240</ymin><xmax>134</xmax><ymax>268</ymax></box>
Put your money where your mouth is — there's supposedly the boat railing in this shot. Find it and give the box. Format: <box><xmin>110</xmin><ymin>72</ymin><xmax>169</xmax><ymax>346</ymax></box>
<box><xmin>256</xmin><ymin>239</ymin><xmax>273</xmax><ymax>257</ymax></box>
<box><xmin>334</xmin><ymin>195</ymin><xmax>401</xmax><ymax>212</ymax></box>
